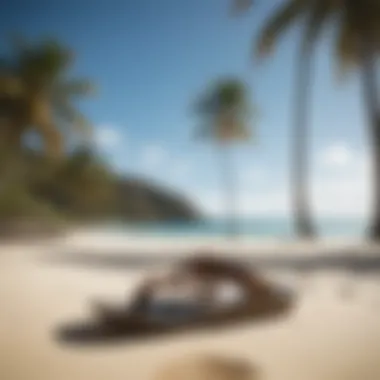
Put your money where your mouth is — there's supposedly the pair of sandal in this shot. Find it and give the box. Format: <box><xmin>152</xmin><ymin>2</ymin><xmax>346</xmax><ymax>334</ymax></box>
<box><xmin>90</xmin><ymin>255</ymin><xmax>293</xmax><ymax>331</ymax></box>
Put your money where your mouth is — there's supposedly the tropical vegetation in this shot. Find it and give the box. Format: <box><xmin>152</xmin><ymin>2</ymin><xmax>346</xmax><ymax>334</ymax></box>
<box><xmin>0</xmin><ymin>37</ymin><xmax>196</xmax><ymax>237</ymax></box>
<box><xmin>194</xmin><ymin>78</ymin><xmax>254</xmax><ymax>236</ymax></box>
<box><xmin>236</xmin><ymin>0</ymin><xmax>380</xmax><ymax>240</ymax></box>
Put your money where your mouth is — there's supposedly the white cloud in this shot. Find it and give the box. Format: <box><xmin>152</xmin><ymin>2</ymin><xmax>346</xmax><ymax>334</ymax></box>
<box><xmin>170</xmin><ymin>161</ymin><xmax>191</xmax><ymax>180</ymax></box>
<box><xmin>312</xmin><ymin>179</ymin><xmax>369</xmax><ymax>217</ymax></box>
<box><xmin>195</xmin><ymin>188</ymin><xmax>289</xmax><ymax>217</ymax></box>
<box><xmin>320</xmin><ymin>143</ymin><xmax>352</xmax><ymax>168</ymax></box>
<box><xmin>239</xmin><ymin>166</ymin><xmax>265</xmax><ymax>187</ymax></box>
<box><xmin>95</xmin><ymin>125</ymin><xmax>122</xmax><ymax>149</ymax></box>
<box><xmin>113</xmin><ymin>139</ymin><xmax>371</xmax><ymax>218</ymax></box>
<box><xmin>197</xmin><ymin>183</ymin><xmax>370</xmax><ymax>218</ymax></box>
<box><xmin>195</xmin><ymin>149</ymin><xmax>372</xmax><ymax>218</ymax></box>
<box><xmin>140</xmin><ymin>144</ymin><xmax>167</xmax><ymax>170</ymax></box>
<box><xmin>312</xmin><ymin>150</ymin><xmax>371</xmax><ymax>217</ymax></box>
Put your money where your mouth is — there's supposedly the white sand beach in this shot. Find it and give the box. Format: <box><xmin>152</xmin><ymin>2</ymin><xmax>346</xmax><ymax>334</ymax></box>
<box><xmin>1</xmin><ymin>232</ymin><xmax>380</xmax><ymax>380</ymax></box>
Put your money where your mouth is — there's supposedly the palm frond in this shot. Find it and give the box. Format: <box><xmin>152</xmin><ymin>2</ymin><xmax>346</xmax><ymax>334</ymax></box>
<box><xmin>0</xmin><ymin>35</ymin><xmax>95</xmax><ymax>159</ymax></box>
<box><xmin>193</xmin><ymin>78</ymin><xmax>253</xmax><ymax>143</ymax></box>
<box><xmin>302</xmin><ymin>0</ymin><xmax>333</xmax><ymax>49</ymax></box>
<box><xmin>256</xmin><ymin>0</ymin><xmax>306</xmax><ymax>58</ymax></box>
<box><xmin>0</xmin><ymin>75</ymin><xmax>23</xmax><ymax>97</ymax></box>
<box><xmin>53</xmin><ymin>101</ymin><xmax>92</xmax><ymax>141</ymax></box>
<box><xmin>230</xmin><ymin>0</ymin><xmax>254</xmax><ymax>16</ymax></box>
<box><xmin>55</xmin><ymin>79</ymin><xmax>96</xmax><ymax>97</ymax></box>
<box><xmin>15</xmin><ymin>37</ymin><xmax>73</xmax><ymax>90</ymax></box>
<box><xmin>0</xmin><ymin>57</ymin><xmax>22</xmax><ymax>97</ymax></box>
<box><xmin>335</xmin><ymin>10</ymin><xmax>358</xmax><ymax>79</ymax></box>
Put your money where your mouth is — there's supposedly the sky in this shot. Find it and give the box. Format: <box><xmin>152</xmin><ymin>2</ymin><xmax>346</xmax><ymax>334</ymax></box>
<box><xmin>0</xmin><ymin>0</ymin><xmax>372</xmax><ymax>218</ymax></box>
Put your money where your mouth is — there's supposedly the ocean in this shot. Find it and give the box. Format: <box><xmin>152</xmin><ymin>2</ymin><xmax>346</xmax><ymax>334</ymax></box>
<box><xmin>100</xmin><ymin>217</ymin><xmax>367</xmax><ymax>239</ymax></box>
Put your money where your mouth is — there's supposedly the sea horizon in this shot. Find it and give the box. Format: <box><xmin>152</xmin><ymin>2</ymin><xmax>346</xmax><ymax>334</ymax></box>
<box><xmin>94</xmin><ymin>216</ymin><xmax>367</xmax><ymax>239</ymax></box>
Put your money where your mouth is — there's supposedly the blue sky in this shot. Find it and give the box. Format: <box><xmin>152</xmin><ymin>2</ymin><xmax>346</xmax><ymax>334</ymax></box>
<box><xmin>0</xmin><ymin>0</ymin><xmax>372</xmax><ymax>217</ymax></box>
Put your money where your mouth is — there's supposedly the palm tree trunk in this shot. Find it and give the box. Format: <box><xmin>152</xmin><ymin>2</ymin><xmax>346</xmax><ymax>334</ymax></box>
<box><xmin>41</xmin><ymin>125</ymin><xmax>63</xmax><ymax>159</ymax></box>
<box><xmin>360</xmin><ymin>40</ymin><xmax>380</xmax><ymax>240</ymax></box>
<box><xmin>219</xmin><ymin>145</ymin><xmax>238</xmax><ymax>237</ymax></box>
<box><xmin>291</xmin><ymin>45</ymin><xmax>316</xmax><ymax>239</ymax></box>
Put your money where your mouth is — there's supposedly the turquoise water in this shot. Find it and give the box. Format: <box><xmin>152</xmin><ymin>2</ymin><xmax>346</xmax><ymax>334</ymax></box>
<box><xmin>102</xmin><ymin>218</ymin><xmax>367</xmax><ymax>239</ymax></box>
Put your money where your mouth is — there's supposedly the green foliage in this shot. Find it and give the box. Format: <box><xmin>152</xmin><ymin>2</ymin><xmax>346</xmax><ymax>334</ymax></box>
<box><xmin>0</xmin><ymin>35</ymin><xmax>95</xmax><ymax>158</ymax></box>
<box><xmin>25</xmin><ymin>148</ymin><xmax>117</xmax><ymax>221</ymax></box>
<box><xmin>0</xmin><ymin>145</ymin><xmax>117</xmax><ymax>223</ymax></box>
<box><xmin>55</xmin><ymin>148</ymin><xmax>117</xmax><ymax>219</ymax></box>
<box><xmin>251</xmin><ymin>0</ymin><xmax>380</xmax><ymax>74</ymax></box>
<box><xmin>194</xmin><ymin>78</ymin><xmax>254</xmax><ymax>144</ymax></box>
<box><xmin>0</xmin><ymin>35</ymin><xmax>197</xmax><ymax>229</ymax></box>
<box><xmin>0</xmin><ymin>147</ymin><xmax>198</xmax><ymax>226</ymax></box>
<box><xmin>0</xmin><ymin>185</ymin><xmax>61</xmax><ymax>221</ymax></box>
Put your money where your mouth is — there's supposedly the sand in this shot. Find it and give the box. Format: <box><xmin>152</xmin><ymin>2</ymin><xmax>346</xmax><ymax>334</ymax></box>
<box><xmin>1</xmin><ymin>233</ymin><xmax>380</xmax><ymax>380</ymax></box>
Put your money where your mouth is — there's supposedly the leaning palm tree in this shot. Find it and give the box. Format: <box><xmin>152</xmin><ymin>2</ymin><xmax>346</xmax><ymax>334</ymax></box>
<box><xmin>240</xmin><ymin>0</ymin><xmax>334</xmax><ymax>239</ymax></box>
<box><xmin>0</xmin><ymin>36</ymin><xmax>94</xmax><ymax>159</ymax></box>
<box><xmin>340</xmin><ymin>2</ymin><xmax>380</xmax><ymax>240</ymax></box>
<box><xmin>194</xmin><ymin>78</ymin><xmax>253</xmax><ymax>237</ymax></box>
<box><xmin>235</xmin><ymin>1</ymin><xmax>380</xmax><ymax>239</ymax></box>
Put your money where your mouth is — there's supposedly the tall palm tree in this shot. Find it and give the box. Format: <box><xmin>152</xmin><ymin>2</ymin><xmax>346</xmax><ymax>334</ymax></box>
<box><xmin>194</xmin><ymin>78</ymin><xmax>253</xmax><ymax>237</ymax></box>
<box><xmin>0</xmin><ymin>36</ymin><xmax>94</xmax><ymax>159</ymax></box>
<box><xmin>239</xmin><ymin>0</ymin><xmax>334</xmax><ymax>239</ymax></box>
<box><xmin>342</xmin><ymin>2</ymin><xmax>380</xmax><ymax>239</ymax></box>
<box><xmin>257</xmin><ymin>1</ymin><xmax>340</xmax><ymax>239</ymax></box>
<box><xmin>235</xmin><ymin>0</ymin><xmax>380</xmax><ymax>239</ymax></box>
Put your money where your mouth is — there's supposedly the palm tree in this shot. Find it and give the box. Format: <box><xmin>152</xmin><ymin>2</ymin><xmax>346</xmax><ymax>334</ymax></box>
<box><xmin>194</xmin><ymin>78</ymin><xmax>253</xmax><ymax>237</ymax></box>
<box><xmin>258</xmin><ymin>1</ymin><xmax>342</xmax><ymax>240</ymax></box>
<box><xmin>0</xmin><ymin>36</ymin><xmax>94</xmax><ymax>159</ymax></box>
<box><xmin>235</xmin><ymin>1</ymin><xmax>380</xmax><ymax>239</ymax></box>
<box><xmin>343</xmin><ymin>2</ymin><xmax>380</xmax><ymax>240</ymax></box>
<box><xmin>238</xmin><ymin>0</ymin><xmax>334</xmax><ymax>239</ymax></box>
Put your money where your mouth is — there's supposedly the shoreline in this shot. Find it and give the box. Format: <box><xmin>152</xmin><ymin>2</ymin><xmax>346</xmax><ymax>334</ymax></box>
<box><xmin>62</xmin><ymin>228</ymin><xmax>373</xmax><ymax>254</ymax></box>
<box><xmin>0</xmin><ymin>232</ymin><xmax>380</xmax><ymax>379</ymax></box>
<box><xmin>0</xmin><ymin>227</ymin><xmax>376</xmax><ymax>254</ymax></box>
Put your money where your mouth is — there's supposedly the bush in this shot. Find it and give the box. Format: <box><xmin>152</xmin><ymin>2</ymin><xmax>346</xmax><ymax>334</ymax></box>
<box><xmin>0</xmin><ymin>185</ymin><xmax>60</xmax><ymax>220</ymax></box>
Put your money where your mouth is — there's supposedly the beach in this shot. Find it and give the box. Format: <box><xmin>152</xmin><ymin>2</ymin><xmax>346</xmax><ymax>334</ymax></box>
<box><xmin>1</xmin><ymin>232</ymin><xmax>380</xmax><ymax>380</ymax></box>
